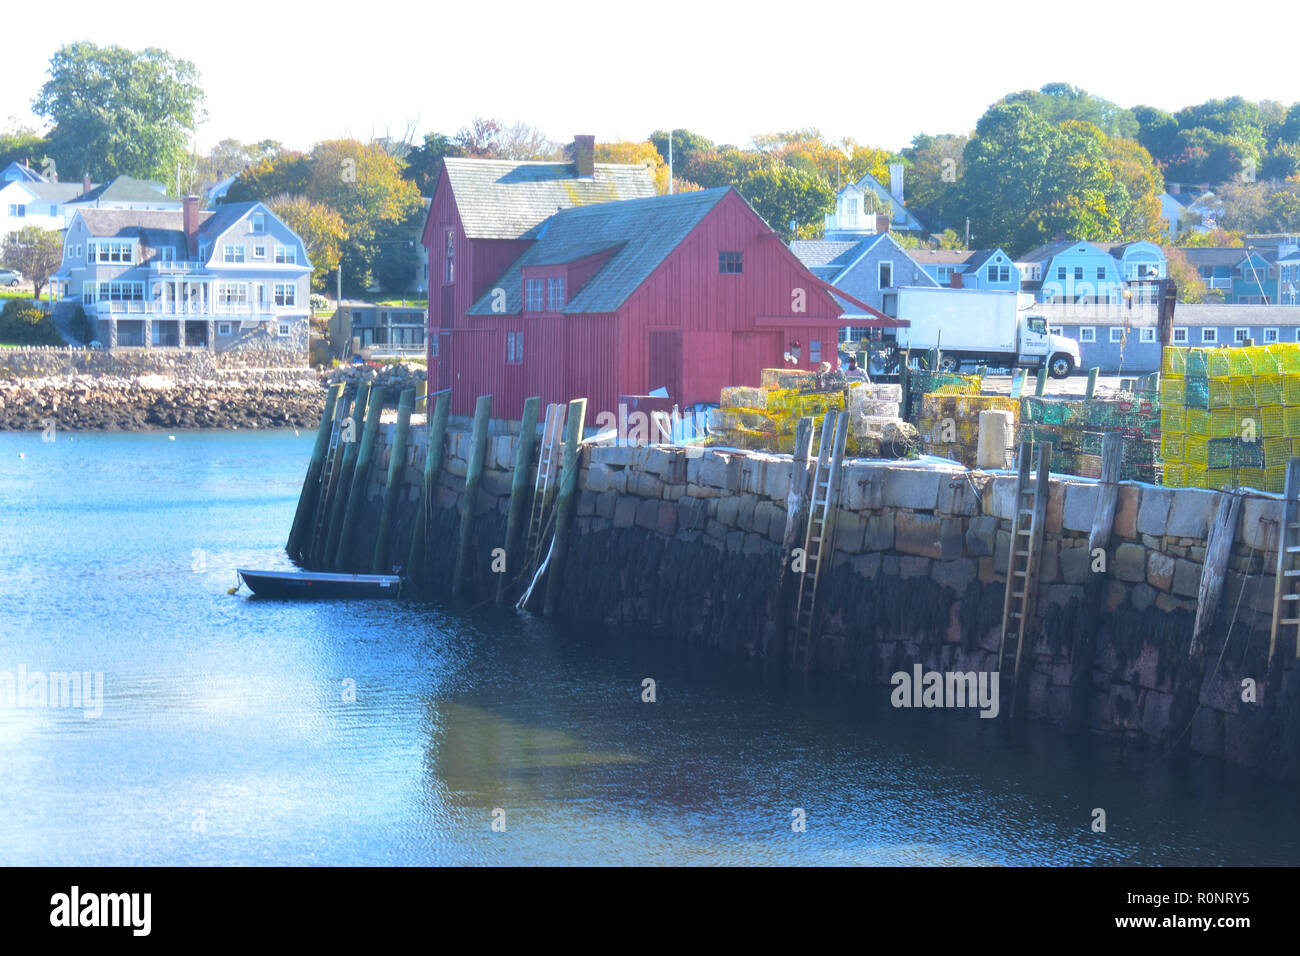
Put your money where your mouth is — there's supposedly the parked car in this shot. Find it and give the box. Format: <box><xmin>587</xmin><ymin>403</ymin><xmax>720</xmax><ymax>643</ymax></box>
<box><xmin>0</xmin><ymin>269</ymin><xmax>22</xmax><ymax>287</ymax></box>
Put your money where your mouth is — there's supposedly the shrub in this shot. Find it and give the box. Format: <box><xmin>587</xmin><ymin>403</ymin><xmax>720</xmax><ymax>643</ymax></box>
<box><xmin>310</xmin><ymin>293</ymin><xmax>330</xmax><ymax>312</ymax></box>
<box><xmin>0</xmin><ymin>299</ymin><xmax>63</xmax><ymax>346</ymax></box>
<box><xmin>69</xmin><ymin>306</ymin><xmax>94</xmax><ymax>345</ymax></box>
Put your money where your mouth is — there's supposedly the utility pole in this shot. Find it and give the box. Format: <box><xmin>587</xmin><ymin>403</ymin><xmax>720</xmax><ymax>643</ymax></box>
<box><xmin>965</xmin><ymin>217</ymin><xmax>971</xmax><ymax>250</ymax></box>
<box><xmin>668</xmin><ymin>131</ymin><xmax>673</xmax><ymax>195</ymax></box>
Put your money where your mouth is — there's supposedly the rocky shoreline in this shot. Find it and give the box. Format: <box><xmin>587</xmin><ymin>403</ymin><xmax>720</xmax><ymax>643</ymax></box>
<box><xmin>0</xmin><ymin>362</ymin><xmax>426</xmax><ymax>432</ymax></box>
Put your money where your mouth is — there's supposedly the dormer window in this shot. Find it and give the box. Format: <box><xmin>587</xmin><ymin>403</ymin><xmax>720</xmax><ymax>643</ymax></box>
<box><xmin>250</xmin><ymin>213</ymin><xmax>265</xmax><ymax>233</ymax></box>
<box><xmin>525</xmin><ymin>278</ymin><xmax>544</xmax><ymax>311</ymax></box>
<box><xmin>547</xmin><ymin>277</ymin><xmax>565</xmax><ymax>311</ymax></box>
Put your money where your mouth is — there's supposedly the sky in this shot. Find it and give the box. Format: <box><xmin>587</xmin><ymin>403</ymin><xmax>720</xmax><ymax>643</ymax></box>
<box><xmin>4</xmin><ymin>0</ymin><xmax>1300</xmax><ymax>155</ymax></box>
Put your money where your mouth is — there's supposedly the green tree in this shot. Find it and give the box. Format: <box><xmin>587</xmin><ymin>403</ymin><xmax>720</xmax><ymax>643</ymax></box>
<box><xmin>0</xmin><ymin>125</ymin><xmax>49</xmax><ymax>174</ymax></box>
<box><xmin>0</xmin><ymin>299</ymin><xmax>62</xmax><ymax>345</ymax></box>
<box><xmin>735</xmin><ymin>163</ymin><xmax>834</xmax><ymax>241</ymax></box>
<box><xmin>33</xmin><ymin>42</ymin><xmax>204</xmax><ymax>186</ymax></box>
<box><xmin>900</xmin><ymin>132</ymin><xmax>968</xmax><ymax>232</ymax></box>
<box><xmin>649</xmin><ymin>129</ymin><xmax>715</xmax><ymax>170</ymax></box>
<box><xmin>402</xmin><ymin>132</ymin><xmax>462</xmax><ymax>196</ymax></box>
<box><xmin>1132</xmin><ymin>105</ymin><xmax>1180</xmax><ymax>164</ymax></box>
<box><xmin>1176</xmin><ymin>226</ymin><xmax>1244</xmax><ymax>248</ymax></box>
<box><xmin>1033</xmin><ymin>121</ymin><xmax>1128</xmax><ymax>243</ymax></box>
<box><xmin>2</xmin><ymin>226</ymin><xmax>63</xmax><ymax>299</ymax></box>
<box><xmin>1001</xmin><ymin>83</ymin><xmax>1139</xmax><ymax>139</ymax></box>
<box><xmin>960</xmin><ymin>103</ymin><xmax>1056</xmax><ymax>252</ymax></box>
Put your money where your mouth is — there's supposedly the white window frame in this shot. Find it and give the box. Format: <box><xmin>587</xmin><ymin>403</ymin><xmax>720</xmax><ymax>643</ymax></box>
<box><xmin>224</xmin><ymin>244</ymin><xmax>246</xmax><ymax>263</ymax></box>
<box><xmin>217</xmin><ymin>282</ymin><xmax>249</xmax><ymax>306</ymax></box>
<box><xmin>274</xmin><ymin>245</ymin><xmax>296</xmax><ymax>264</ymax></box>
<box><xmin>546</xmin><ymin>276</ymin><xmax>565</xmax><ymax>311</ymax></box>
<box><xmin>1202</xmin><ymin>328</ymin><xmax>1218</xmax><ymax>344</ymax></box>
<box><xmin>1233</xmin><ymin>327</ymin><xmax>1250</xmax><ymax>343</ymax></box>
<box><xmin>277</xmin><ymin>321</ymin><xmax>290</xmax><ymax>337</ymax></box>
<box><xmin>1139</xmin><ymin>327</ymin><xmax>1156</xmax><ymax>343</ymax></box>
<box><xmin>524</xmin><ymin>278</ymin><xmax>544</xmax><ymax>311</ymax></box>
<box><xmin>1264</xmin><ymin>327</ymin><xmax>1279</xmax><ymax>343</ymax></box>
<box><xmin>274</xmin><ymin>282</ymin><xmax>296</xmax><ymax>307</ymax></box>
<box><xmin>217</xmin><ymin>322</ymin><xmax>232</xmax><ymax>336</ymax></box>
<box><xmin>1172</xmin><ymin>327</ymin><xmax>1188</xmax><ymax>344</ymax></box>
<box><xmin>252</xmin><ymin>244</ymin><xmax>266</xmax><ymax>259</ymax></box>
<box><xmin>878</xmin><ymin>261</ymin><xmax>893</xmax><ymax>289</ymax></box>
<box><xmin>250</xmin><ymin>213</ymin><xmax>265</xmax><ymax>233</ymax></box>
<box><xmin>1078</xmin><ymin>326</ymin><xmax>1096</xmax><ymax>343</ymax></box>
<box><xmin>1110</xmin><ymin>327</ymin><xmax>1124</xmax><ymax>343</ymax></box>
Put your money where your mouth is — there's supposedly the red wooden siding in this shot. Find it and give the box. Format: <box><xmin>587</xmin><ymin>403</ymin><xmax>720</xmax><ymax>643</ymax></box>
<box><xmin>426</xmin><ymin>184</ymin><xmax>845</xmax><ymax>422</ymax></box>
<box><xmin>616</xmin><ymin>190</ymin><xmax>841</xmax><ymax>407</ymax></box>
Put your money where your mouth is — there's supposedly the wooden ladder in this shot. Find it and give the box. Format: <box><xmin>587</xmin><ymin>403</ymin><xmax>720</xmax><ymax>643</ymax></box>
<box><xmin>308</xmin><ymin>393</ymin><xmax>352</xmax><ymax>562</ymax></box>
<box><xmin>1269</xmin><ymin>459</ymin><xmax>1300</xmax><ymax>665</ymax></box>
<box><xmin>790</xmin><ymin>411</ymin><xmax>849</xmax><ymax>672</ymax></box>
<box><xmin>999</xmin><ymin>439</ymin><xmax>1052</xmax><ymax>719</ymax></box>
<box><xmin>522</xmin><ymin>403</ymin><xmax>565</xmax><ymax>577</ymax></box>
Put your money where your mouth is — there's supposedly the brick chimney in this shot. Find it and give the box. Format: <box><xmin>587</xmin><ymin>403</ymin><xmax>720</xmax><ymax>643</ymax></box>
<box><xmin>574</xmin><ymin>135</ymin><xmax>595</xmax><ymax>179</ymax></box>
<box><xmin>183</xmin><ymin>195</ymin><xmax>200</xmax><ymax>258</ymax></box>
<box><xmin>875</xmin><ymin>213</ymin><xmax>890</xmax><ymax>234</ymax></box>
<box><xmin>82</xmin><ymin>174</ymin><xmax>91</xmax><ymax>195</ymax></box>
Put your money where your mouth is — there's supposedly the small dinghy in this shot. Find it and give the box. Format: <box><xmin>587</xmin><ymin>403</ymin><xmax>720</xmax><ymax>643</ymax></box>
<box><xmin>235</xmin><ymin>568</ymin><xmax>403</xmax><ymax>599</ymax></box>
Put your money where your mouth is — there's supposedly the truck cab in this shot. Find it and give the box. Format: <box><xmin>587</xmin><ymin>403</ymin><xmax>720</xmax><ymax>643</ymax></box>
<box><xmin>1019</xmin><ymin>311</ymin><xmax>1080</xmax><ymax>378</ymax></box>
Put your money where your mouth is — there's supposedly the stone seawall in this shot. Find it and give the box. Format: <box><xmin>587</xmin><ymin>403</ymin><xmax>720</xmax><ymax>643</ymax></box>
<box><xmin>0</xmin><ymin>346</ymin><xmax>307</xmax><ymax>379</ymax></box>
<box><xmin>334</xmin><ymin>421</ymin><xmax>1300</xmax><ymax>777</ymax></box>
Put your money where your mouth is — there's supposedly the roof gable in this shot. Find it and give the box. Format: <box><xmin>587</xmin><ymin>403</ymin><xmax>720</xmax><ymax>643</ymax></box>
<box><xmin>70</xmin><ymin>175</ymin><xmax>176</xmax><ymax>205</ymax></box>
<box><xmin>440</xmin><ymin>157</ymin><xmax>656</xmax><ymax>240</ymax></box>
<box><xmin>467</xmin><ymin>188</ymin><xmax>730</xmax><ymax>315</ymax></box>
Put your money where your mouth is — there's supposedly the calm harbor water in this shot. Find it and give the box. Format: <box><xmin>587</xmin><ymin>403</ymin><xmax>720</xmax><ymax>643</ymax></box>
<box><xmin>2</xmin><ymin>428</ymin><xmax>1299</xmax><ymax>866</ymax></box>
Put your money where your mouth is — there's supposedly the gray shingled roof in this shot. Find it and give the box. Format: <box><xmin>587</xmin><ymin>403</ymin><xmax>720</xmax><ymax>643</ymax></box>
<box><xmin>1017</xmin><ymin>239</ymin><xmax>1079</xmax><ymax>263</ymax></box>
<box><xmin>466</xmin><ymin>187</ymin><xmax>729</xmax><ymax>316</ymax></box>
<box><xmin>443</xmin><ymin>158</ymin><xmax>657</xmax><ymax>240</ymax></box>
<box><xmin>1179</xmin><ymin>248</ymin><xmax>1249</xmax><ymax>268</ymax></box>
<box><xmin>68</xmin><ymin>175</ymin><xmax>176</xmax><ymax>205</ymax></box>
<box><xmin>789</xmin><ymin>240</ymin><xmax>861</xmax><ymax>269</ymax></box>
<box><xmin>77</xmin><ymin>209</ymin><xmax>208</xmax><ymax>238</ymax></box>
<box><xmin>24</xmin><ymin>182</ymin><xmax>87</xmax><ymax>202</ymax></box>
<box><xmin>906</xmin><ymin>249</ymin><xmax>976</xmax><ymax>266</ymax></box>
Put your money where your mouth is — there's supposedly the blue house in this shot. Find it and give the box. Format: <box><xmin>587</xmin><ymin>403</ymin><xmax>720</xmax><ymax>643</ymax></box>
<box><xmin>1017</xmin><ymin>239</ymin><xmax>1165</xmax><ymax>306</ymax></box>
<box><xmin>790</xmin><ymin>231</ymin><xmax>937</xmax><ymax>343</ymax></box>
<box><xmin>1181</xmin><ymin>241</ymin><xmax>1300</xmax><ymax>305</ymax></box>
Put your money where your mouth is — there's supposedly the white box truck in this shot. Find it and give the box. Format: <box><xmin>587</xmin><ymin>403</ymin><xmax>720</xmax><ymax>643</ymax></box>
<box><xmin>889</xmin><ymin>287</ymin><xmax>1080</xmax><ymax>379</ymax></box>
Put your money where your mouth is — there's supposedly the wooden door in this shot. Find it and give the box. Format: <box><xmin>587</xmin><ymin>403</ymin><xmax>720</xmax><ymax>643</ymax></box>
<box><xmin>648</xmin><ymin>329</ymin><xmax>682</xmax><ymax>400</ymax></box>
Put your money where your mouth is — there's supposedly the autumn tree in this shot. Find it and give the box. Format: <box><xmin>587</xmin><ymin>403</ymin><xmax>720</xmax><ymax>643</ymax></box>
<box><xmin>1175</xmin><ymin>226</ymin><xmax>1244</xmax><ymax>248</ymax></box>
<box><xmin>34</xmin><ymin>43</ymin><xmax>204</xmax><ymax>186</ymax></box>
<box><xmin>1163</xmin><ymin>246</ymin><xmax>1211</xmax><ymax>303</ymax></box>
<box><xmin>1</xmin><ymin>226</ymin><xmax>63</xmax><ymax>299</ymax></box>
<box><xmin>267</xmin><ymin>195</ymin><xmax>346</xmax><ymax>291</ymax></box>
<box><xmin>1104</xmin><ymin>135</ymin><xmax>1167</xmax><ymax>240</ymax></box>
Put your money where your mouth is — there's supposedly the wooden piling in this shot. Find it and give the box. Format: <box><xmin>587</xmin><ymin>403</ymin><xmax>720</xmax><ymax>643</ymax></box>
<box><xmin>372</xmin><ymin>387</ymin><xmax>415</xmax><ymax>573</ymax></box>
<box><xmin>1010</xmin><ymin>368</ymin><xmax>1024</xmax><ymax>399</ymax></box>
<box><xmin>1088</xmin><ymin>432</ymin><xmax>1124</xmax><ymax>554</ymax></box>
<box><xmin>405</xmin><ymin>390</ymin><xmax>450</xmax><ymax>587</ymax></box>
<box><xmin>1085</xmin><ymin>367</ymin><xmax>1099</xmax><ymax>400</ymax></box>
<box><xmin>319</xmin><ymin>380</ymin><xmax>369</xmax><ymax>568</ymax></box>
<box><xmin>543</xmin><ymin>398</ymin><xmax>587</xmax><ymax>617</ymax></box>
<box><xmin>497</xmin><ymin>396</ymin><xmax>541</xmax><ymax>605</ymax></box>
<box><xmin>1034</xmin><ymin>366</ymin><xmax>1048</xmax><ymax>397</ymax></box>
<box><xmin>287</xmin><ymin>382</ymin><xmax>342</xmax><ymax>561</ymax></box>
<box><xmin>333</xmin><ymin>385</ymin><xmax>387</xmax><ymax>571</ymax></box>
<box><xmin>1190</xmin><ymin>492</ymin><xmax>1241</xmax><ymax>657</ymax></box>
<box><xmin>452</xmin><ymin>394</ymin><xmax>493</xmax><ymax>599</ymax></box>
